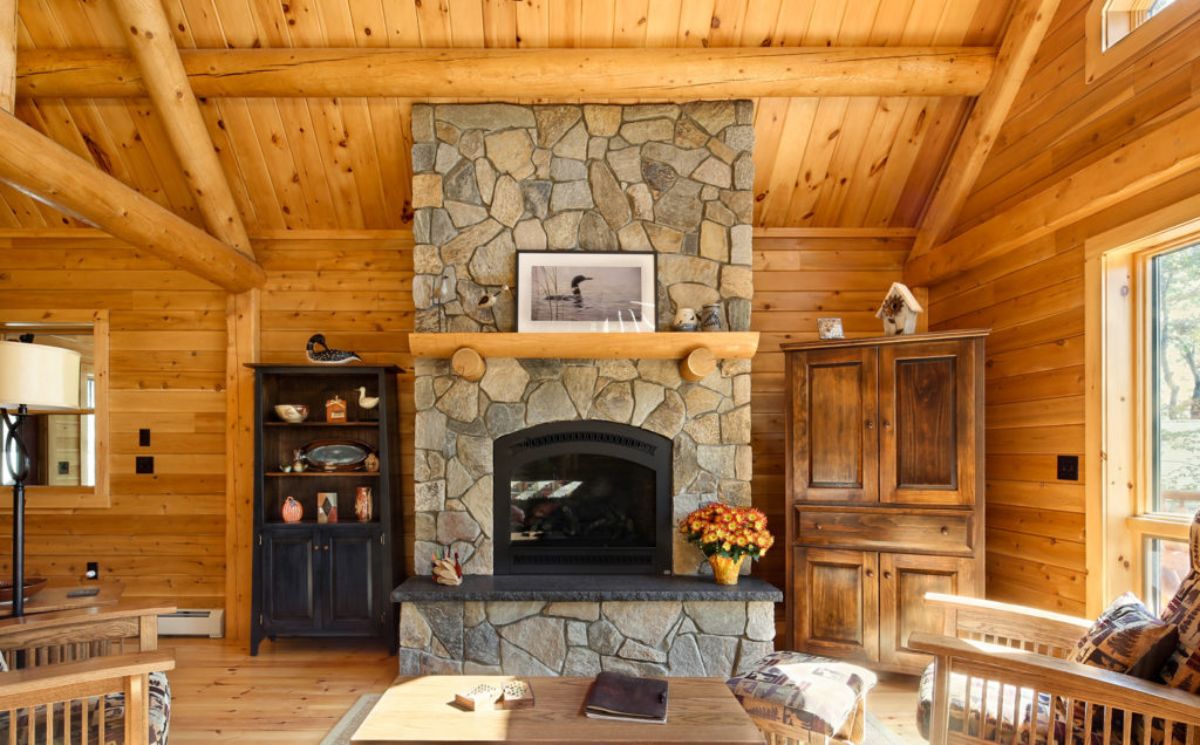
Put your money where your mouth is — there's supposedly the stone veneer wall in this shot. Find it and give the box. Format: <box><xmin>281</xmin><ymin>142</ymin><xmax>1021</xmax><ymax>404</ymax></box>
<box><xmin>410</xmin><ymin>101</ymin><xmax>756</xmax><ymax>576</ymax></box>
<box><xmin>400</xmin><ymin>600</ymin><xmax>774</xmax><ymax>677</ymax></box>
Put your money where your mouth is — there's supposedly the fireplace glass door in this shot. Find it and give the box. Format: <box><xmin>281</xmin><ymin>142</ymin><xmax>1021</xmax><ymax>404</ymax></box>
<box><xmin>493</xmin><ymin>421</ymin><xmax>672</xmax><ymax>574</ymax></box>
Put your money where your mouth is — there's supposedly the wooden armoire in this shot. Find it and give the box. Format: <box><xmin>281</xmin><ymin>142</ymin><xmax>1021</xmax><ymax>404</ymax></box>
<box><xmin>783</xmin><ymin>329</ymin><xmax>987</xmax><ymax>674</ymax></box>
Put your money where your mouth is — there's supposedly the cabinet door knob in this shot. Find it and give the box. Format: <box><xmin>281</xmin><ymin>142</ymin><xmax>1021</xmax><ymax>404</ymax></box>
<box><xmin>883</xmin><ymin>571</ymin><xmax>892</xmax><ymax>580</ymax></box>
<box><xmin>865</xmin><ymin>419</ymin><xmax>874</xmax><ymax>430</ymax></box>
<box><xmin>312</xmin><ymin>545</ymin><xmax>319</xmax><ymax>552</ymax></box>
<box><xmin>324</xmin><ymin>544</ymin><xmax>330</xmax><ymax>551</ymax></box>
<box><xmin>882</xmin><ymin>419</ymin><xmax>891</xmax><ymax>429</ymax></box>
<box><xmin>864</xmin><ymin>569</ymin><xmax>874</xmax><ymax>578</ymax></box>
<box><xmin>940</xmin><ymin>526</ymin><xmax>950</xmax><ymax>535</ymax></box>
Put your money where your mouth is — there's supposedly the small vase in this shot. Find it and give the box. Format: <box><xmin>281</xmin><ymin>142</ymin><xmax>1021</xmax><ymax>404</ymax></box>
<box><xmin>709</xmin><ymin>554</ymin><xmax>744</xmax><ymax>585</ymax></box>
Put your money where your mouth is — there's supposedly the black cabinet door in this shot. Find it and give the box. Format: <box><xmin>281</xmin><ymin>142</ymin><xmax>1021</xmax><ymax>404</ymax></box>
<box><xmin>262</xmin><ymin>528</ymin><xmax>320</xmax><ymax>633</ymax></box>
<box><xmin>322</xmin><ymin>529</ymin><xmax>378</xmax><ymax>634</ymax></box>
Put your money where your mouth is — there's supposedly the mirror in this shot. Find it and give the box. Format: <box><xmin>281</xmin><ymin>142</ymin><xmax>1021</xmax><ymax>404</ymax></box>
<box><xmin>0</xmin><ymin>313</ymin><xmax>108</xmax><ymax>507</ymax></box>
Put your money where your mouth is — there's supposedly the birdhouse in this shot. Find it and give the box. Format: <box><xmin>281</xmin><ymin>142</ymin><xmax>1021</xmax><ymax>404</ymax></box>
<box><xmin>875</xmin><ymin>282</ymin><xmax>924</xmax><ymax>336</ymax></box>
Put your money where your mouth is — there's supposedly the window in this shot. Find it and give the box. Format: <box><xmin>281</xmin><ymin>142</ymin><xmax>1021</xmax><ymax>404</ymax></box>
<box><xmin>1150</xmin><ymin>242</ymin><xmax>1200</xmax><ymax>518</ymax></box>
<box><xmin>1086</xmin><ymin>0</ymin><xmax>1200</xmax><ymax>83</ymax></box>
<box><xmin>1145</xmin><ymin>536</ymin><xmax>1189</xmax><ymax>613</ymax></box>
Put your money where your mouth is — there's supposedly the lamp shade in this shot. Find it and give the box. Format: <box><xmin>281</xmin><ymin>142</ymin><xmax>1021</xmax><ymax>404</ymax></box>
<box><xmin>0</xmin><ymin>340</ymin><xmax>81</xmax><ymax>410</ymax></box>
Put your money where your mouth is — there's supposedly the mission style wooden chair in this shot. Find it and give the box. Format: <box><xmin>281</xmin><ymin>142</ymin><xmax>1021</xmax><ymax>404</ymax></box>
<box><xmin>909</xmin><ymin>593</ymin><xmax>1200</xmax><ymax>744</ymax></box>
<box><xmin>0</xmin><ymin>602</ymin><xmax>175</xmax><ymax>745</ymax></box>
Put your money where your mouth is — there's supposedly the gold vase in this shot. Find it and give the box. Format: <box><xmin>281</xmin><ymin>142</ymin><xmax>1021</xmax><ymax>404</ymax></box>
<box><xmin>709</xmin><ymin>554</ymin><xmax>744</xmax><ymax>585</ymax></box>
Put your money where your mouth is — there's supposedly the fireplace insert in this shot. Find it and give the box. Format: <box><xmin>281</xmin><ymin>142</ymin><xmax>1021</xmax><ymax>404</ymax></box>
<box><xmin>492</xmin><ymin>420</ymin><xmax>673</xmax><ymax>575</ymax></box>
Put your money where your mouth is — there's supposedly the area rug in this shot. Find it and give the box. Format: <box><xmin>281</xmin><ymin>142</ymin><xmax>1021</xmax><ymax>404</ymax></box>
<box><xmin>323</xmin><ymin>693</ymin><xmax>911</xmax><ymax>745</ymax></box>
<box><xmin>865</xmin><ymin>711</ymin><xmax>912</xmax><ymax>745</ymax></box>
<box><xmin>320</xmin><ymin>694</ymin><xmax>381</xmax><ymax>745</ymax></box>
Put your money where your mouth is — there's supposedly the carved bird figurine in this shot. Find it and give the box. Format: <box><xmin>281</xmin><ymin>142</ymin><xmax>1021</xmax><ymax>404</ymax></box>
<box><xmin>356</xmin><ymin>386</ymin><xmax>379</xmax><ymax>410</ymax></box>
<box><xmin>477</xmin><ymin>284</ymin><xmax>510</xmax><ymax>310</ymax></box>
<box><xmin>305</xmin><ymin>334</ymin><xmax>362</xmax><ymax>365</ymax></box>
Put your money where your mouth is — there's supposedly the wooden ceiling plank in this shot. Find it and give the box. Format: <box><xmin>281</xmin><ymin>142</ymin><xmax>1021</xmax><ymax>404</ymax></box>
<box><xmin>207</xmin><ymin>99</ymin><xmax>283</xmax><ymax>231</ymax></box>
<box><xmin>836</xmin><ymin>97</ymin><xmax>912</xmax><ymax>226</ymax></box>
<box><xmin>675</xmin><ymin>0</ymin><xmax>716</xmax><ymax>47</ymax></box>
<box><xmin>905</xmin><ymin>105</ymin><xmax>1200</xmax><ymax>286</ymax></box>
<box><xmin>780</xmin><ymin>97</ymin><xmax>849</xmax><ymax>225</ymax></box>
<box><xmin>748</xmin><ymin>97</ymin><xmax>788</xmax><ymax>226</ymax></box>
<box><xmin>112</xmin><ymin>0</ymin><xmax>253</xmax><ymax>255</ymax></box>
<box><xmin>736</xmin><ymin>0</ymin><xmax>783</xmax><ymax>47</ymax></box>
<box><xmin>707</xmin><ymin>0</ymin><xmax>747</xmax><ymax>47</ymax></box>
<box><xmin>759</xmin><ymin>97</ymin><xmax>819</xmax><ymax>226</ymax></box>
<box><xmin>807</xmin><ymin>96</ymin><xmax>879</xmax><ymax>225</ymax></box>
<box><xmin>613</xmin><ymin>0</ymin><xmax>650</xmax><ymax>48</ymax></box>
<box><xmin>305</xmin><ymin>99</ymin><xmax>367</xmax><ymax>230</ymax></box>
<box><xmin>515</xmin><ymin>0</ymin><xmax>551</xmax><ymax>48</ymax></box>
<box><xmin>862</xmin><ymin>97</ymin><xmax>934</xmax><ymax>226</ymax></box>
<box><xmin>275</xmin><ymin>98</ymin><xmax>339</xmax><ymax>228</ymax></box>
<box><xmin>0</xmin><ymin>110</ymin><xmax>262</xmax><ymax>291</ymax></box>
<box><xmin>368</xmin><ymin>98</ymin><xmax>412</xmax><ymax>229</ymax></box>
<box><xmin>15</xmin><ymin>45</ymin><xmax>997</xmax><ymax>99</ymax></box>
<box><xmin>193</xmin><ymin>98</ymin><xmax>261</xmax><ymax>233</ymax></box>
<box><xmin>908</xmin><ymin>0</ymin><xmax>1062</xmax><ymax>260</ymax></box>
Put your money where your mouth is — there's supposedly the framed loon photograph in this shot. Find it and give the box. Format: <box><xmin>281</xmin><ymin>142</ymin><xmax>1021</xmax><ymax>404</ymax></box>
<box><xmin>515</xmin><ymin>250</ymin><xmax>657</xmax><ymax>333</ymax></box>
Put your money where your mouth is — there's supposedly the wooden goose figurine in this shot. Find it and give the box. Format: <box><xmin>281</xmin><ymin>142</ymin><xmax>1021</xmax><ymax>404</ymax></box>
<box><xmin>356</xmin><ymin>386</ymin><xmax>379</xmax><ymax>410</ymax></box>
<box><xmin>305</xmin><ymin>334</ymin><xmax>362</xmax><ymax>365</ymax></box>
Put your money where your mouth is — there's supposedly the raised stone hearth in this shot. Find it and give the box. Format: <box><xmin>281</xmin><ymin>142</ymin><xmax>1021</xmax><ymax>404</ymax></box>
<box><xmin>393</xmin><ymin>576</ymin><xmax>781</xmax><ymax>677</ymax></box>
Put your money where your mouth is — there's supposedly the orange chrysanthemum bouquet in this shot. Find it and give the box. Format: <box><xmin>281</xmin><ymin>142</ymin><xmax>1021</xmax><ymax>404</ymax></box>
<box><xmin>679</xmin><ymin>503</ymin><xmax>774</xmax><ymax>585</ymax></box>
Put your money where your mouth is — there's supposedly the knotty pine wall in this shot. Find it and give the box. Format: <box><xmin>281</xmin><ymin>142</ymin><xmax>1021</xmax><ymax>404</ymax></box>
<box><xmin>0</xmin><ymin>237</ymin><xmax>228</xmax><ymax>610</ymax></box>
<box><xmin>925</xmin><ymin>0</ymin><xmax>1200</xmax><ymax>615</ymax></box>
<box><xmin>0</xmin><ymin>232</ymin><xmax>902</xmax><ymax>627</ymax></box>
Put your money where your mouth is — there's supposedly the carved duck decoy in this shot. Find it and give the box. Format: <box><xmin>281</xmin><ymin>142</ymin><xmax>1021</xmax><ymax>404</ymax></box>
<box><xmin>305</xmin><ymin>334</ymin><xmax>362</xmax><ymax>365</ymax></box>
<box><xmin>356</xmin><ymin>386</ymin><xmax>379</xmax><ymax>410</ymax></box>
<box><xmin>477</xmin><ymin>284</ymin><xmax>511</xmax><ymax>310</ymax></box>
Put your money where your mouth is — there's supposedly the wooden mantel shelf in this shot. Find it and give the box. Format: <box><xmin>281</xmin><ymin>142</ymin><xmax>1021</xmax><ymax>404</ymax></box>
<box><xmin>408</xmin><ymin>332</ymin><xmax>759</xmax><ymax>382</ymax></box>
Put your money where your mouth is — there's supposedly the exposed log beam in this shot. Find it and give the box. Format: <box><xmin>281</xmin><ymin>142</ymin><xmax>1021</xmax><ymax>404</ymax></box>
<box><xmin>0</xmin><ymin>110</ymin><xmax>265</xmax><ymax>292</ymax></box>
<box><xmin>909</xmin><ymin>0</ymin><xmax>1061</xmax><ymax>260</ymax></box>
<box><xmin>111</xmin><ymin>0</ymin><xmax>252</xmax><ymax>255</ymax></box>
<box><xmin>16</xmin><ymin>46</ymin><xmax>997</xmax><ymax>99</ymax></box>
<box><xmin>904</xmin><ymin>106</ymin><xmax>1200</xmax><ymax>286</ymax></box>
<box><xmin>0</xmin><ymin>0</ymin><xmax>15</xmax><ymax>113</ymax></box>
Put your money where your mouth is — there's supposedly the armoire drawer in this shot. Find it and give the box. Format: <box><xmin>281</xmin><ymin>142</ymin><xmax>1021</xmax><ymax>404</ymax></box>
<box><xmin>795</xmin><ymin>507</ymin><xmax>973</xmax><ymax>555</ymax></box>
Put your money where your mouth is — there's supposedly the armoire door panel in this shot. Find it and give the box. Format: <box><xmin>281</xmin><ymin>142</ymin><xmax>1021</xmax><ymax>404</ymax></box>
<box><xmin>791</xmin><ymin>348</ymin><xmax>879</xmax><ymax>503</ymax></box>
<box><xmin>793</xmin><ymin>548</ymin><xmax>879</xmax><ymax>662</ymax></box>
<box><xmin>880</xmin><ymin>340</ymin><xmax>977</xmax><ymax>505</ymax></box>
<box><xmin>879</xmin><ymin>553</ymin><xmax>975</xmax><ymax>672</ymax></box>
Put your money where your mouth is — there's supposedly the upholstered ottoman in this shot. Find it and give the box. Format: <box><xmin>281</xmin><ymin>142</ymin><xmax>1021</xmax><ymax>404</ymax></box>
<box><xmin>726</xmin><ymin>651</ymin><xmax>878</xmax><ymax>745</ymax></box>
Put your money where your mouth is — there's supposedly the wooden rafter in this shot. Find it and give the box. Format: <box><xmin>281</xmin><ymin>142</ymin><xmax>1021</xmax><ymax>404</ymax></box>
<box><xmin>908</xmin><ymin>0</ymin><xmax>1062</xmax><ymax>261</ymax></box>
<box><xmin>904</xmin><ymin>106</ymin><xmax>1200</xmax><ymax>286</ymax></box>
<box><xmin>0</xmin><ymin>110</ymin><xmax>265</xmax><ymax>292</ymax></box>
<box><xmin>16</xmin><ymin>46</ymin><xmax>997</xmax><ymax>99</ymax></box>
<box><xmin>111</xmin><ymin>0</ymin><xmax>252</xmax><ymax>256</ymax></box>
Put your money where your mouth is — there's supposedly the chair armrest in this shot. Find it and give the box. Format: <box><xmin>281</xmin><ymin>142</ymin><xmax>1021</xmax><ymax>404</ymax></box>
<box><xmin>924</xmin><ymin>593</ymin><xmax>1091</xmax><ymax>654</ymax></box>
<box><xmin>0</xmin><ymin>651</ymin><xmax>175</xmax><ymax>711</ymax></box>
<box><xmin>0</xmin><ymin>602</ymin><xmax>175</xmax><ymax>653</ymax></box>
<box><xmin>908</xmin><ymin>633</ymin><xmax>1200</xmax><ymax>727</ymax></box>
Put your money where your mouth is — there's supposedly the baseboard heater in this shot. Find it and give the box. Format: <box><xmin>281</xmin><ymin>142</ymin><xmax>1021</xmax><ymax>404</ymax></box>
<box><xmin>158</xmin><ymin>609</ymin><xmax>224</xmax><ymax>638</ymax></box>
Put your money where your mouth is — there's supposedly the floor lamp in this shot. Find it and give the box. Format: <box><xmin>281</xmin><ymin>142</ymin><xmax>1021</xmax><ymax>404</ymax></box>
<box><xmin>0</xmin><ymin>339</ymin><xmax>80</xmax><ymax>617</ymax></box>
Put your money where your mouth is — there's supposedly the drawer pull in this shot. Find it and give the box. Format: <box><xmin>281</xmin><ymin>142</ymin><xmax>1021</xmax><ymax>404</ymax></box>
<box><xmin>814</xmin><ymin>523</ymin><xmax>822</xmax><ymax>531</ymax></box>
<box><xmin>940</xmin><ymin>526</ymin><xmax>949</xmax><ymax>535</ymax></box>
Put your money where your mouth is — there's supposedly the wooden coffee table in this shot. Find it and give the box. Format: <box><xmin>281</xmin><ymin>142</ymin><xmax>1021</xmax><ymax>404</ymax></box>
<box><xmin>352</xmin><ymin>675</ymin><xmax>764</xmax><ymax>745</ymax></box>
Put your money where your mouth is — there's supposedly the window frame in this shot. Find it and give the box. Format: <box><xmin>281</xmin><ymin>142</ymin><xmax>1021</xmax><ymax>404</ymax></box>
<box><xmin>1085</xmin><ymin>197</ymin><xmax>1200</xmax><ymax>616</ymax></box>
<box><xmin>0</xmin><ymin>309</ymin><xmax>110</xmax><ymax>511</ymax></box>
<box><xmin>1085</xmin><ymin>0</ymin><xmax>1200</xmax><ymax>83</ymax></box>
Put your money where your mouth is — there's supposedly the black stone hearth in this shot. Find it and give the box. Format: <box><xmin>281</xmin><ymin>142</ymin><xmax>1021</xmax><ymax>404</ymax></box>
<box><xmin>492</xmin><ymin>420</ymin><xmax>673</xmax><ymax>575</ymax></box>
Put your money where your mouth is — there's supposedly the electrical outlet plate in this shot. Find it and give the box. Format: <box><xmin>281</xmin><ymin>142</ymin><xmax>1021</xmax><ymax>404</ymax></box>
<box><xmin>135</xmin><ymin>456</ymin><xmax>154</xmax><ymax>474</ymax></box>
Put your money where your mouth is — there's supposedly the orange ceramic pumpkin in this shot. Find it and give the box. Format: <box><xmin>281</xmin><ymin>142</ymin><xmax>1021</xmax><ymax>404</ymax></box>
<box><xmin>281</xmin><ymin>495</ymin><xmax>303</xmax><ymax>523</ymax></box>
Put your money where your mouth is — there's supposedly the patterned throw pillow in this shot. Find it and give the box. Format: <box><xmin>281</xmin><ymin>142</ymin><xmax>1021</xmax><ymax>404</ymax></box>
<box><xmin>1072</xmin><ymin>592</ymin><xmax>1179</xmax><ymax>678</ymax></box>
<box><xmin>1159</xmin><ymin>511</ymin><xmax>1200</xmax><ymax>693</ymax></box>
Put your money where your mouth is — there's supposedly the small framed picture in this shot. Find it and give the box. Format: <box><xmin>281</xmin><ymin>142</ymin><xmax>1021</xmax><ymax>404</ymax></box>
<box><xmin>817</xmin><ymin>317</ymin><xmax>845</xmax><ymax>340</ymax></box>
<box><xmin>317</xmin><ymin>492</ymin><xmax>338</xmax><ymax>524</ymax></box>
<box><xmin>516</xmin><ymin>251</ymin><xmax>656</xmax><ymax>332</ymax></box>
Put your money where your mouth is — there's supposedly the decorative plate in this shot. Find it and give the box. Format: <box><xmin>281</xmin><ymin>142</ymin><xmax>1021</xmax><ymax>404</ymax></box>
<box><xmin>300</xmin><ymin>439</ymin><xmax>375</xmax><ymax>472</ymax></box>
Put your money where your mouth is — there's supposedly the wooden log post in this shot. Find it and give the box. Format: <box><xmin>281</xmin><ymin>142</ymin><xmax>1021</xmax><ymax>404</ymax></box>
<box><xmin>0</xmin><ymin>110</ymin><xmax>265</xmax><ymax>292</ymax></box>
<box><xmin>451</xmin><ymin>347</ymin><xmax>486</xmax><ymax>382</ymax></box>
<box><xmin>16</xmin><ymin>46</ymin><xmax>997</xmax><ymax>99</ymax></box>
<box><xmin>0</xmin><ymin>0</ymin><xmax>15</xmax><ymax>113</ymax></box>
<box><xmin>111</xmin><ymin>0</ymin><xmax>253</xmax><ymax>255</ymax></box>
<box><xmin>679</xmin><ymin>348</ymin><xmax>717</xmax><ymax>383</ymax></box>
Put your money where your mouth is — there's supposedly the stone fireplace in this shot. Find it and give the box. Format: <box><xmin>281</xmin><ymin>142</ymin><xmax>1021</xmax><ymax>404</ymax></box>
<box><xmin>397</xmin><ymin>101</ymin><xmax>779</xmax><ymax>677</ymax></box>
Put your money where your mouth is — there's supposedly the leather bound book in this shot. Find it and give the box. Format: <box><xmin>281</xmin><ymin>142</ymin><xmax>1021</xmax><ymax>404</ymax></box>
<box><xmin>584</xmin><ymin>671</ymin><xmax>669</xmax><ymax>724</ymax></box>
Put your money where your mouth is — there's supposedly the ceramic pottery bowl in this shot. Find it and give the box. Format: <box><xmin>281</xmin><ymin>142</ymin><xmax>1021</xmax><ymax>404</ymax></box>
<box><xmin>274</xmin><ymin>404</ymin><xmax>310</xmax><ymax>423</ymax></box>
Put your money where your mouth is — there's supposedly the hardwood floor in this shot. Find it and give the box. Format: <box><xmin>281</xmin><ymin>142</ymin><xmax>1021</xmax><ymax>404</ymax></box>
<box><xmin>161</xmin><ymin>638</ymin><xmax>926</xmax><ymax>744</ymax></box>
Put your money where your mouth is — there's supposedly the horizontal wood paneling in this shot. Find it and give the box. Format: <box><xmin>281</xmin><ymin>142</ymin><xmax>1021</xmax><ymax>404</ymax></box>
<box><xmin>0</xmin><ymin>240</ymin><xmax>227</xmax><ymax>610</ymax></box>
<box><xmin>926</xmin><ymin>0</ymin><xmax>1200</xmax><ymax>613</ymax></box>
